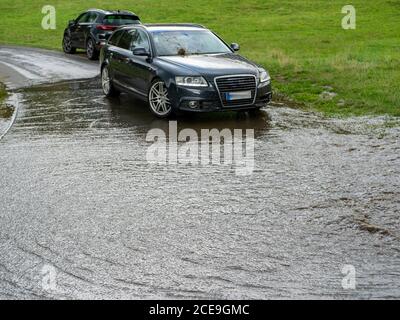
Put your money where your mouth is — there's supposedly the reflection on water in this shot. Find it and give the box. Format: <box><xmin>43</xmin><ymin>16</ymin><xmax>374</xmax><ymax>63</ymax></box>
<box><xmin>19</xmin><ymin>78</ymin><xmax>271</xmax><ymax>139</ymax></box>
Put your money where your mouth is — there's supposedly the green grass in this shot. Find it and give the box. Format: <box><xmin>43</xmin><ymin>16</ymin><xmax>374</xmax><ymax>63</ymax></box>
<box><xmin>0</xmin><ymin>82</ymin><xmax>12</xmax><ymax>119</ymax></box>
<box><xmin>0</xmin><ymin>82</ymin><xmax>6</xmax><ymax>100</ymax></box>
<box><xmin>0</xmin><ymin>0</ymin><xmax>399</xmax><ymax>116</ymax></box>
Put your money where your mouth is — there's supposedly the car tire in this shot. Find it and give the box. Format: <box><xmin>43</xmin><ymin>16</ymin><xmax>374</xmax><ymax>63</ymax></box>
<box><xmin>62</xmin><ymin>34</ymin><xmax>76</xmax><ymax>54</ymax></box>
<box><xmin>101</xmin><ymin>65</ymin><xmax>120</xmax><ymax>97</ymax></box>
<box><xmin>148</xmin><ymin>79</ymin><xmax>174</xmax><ymax>118</ymax></box>
<box><xmin>86</xmin><ymin>38</ymin><xmax>99</xmax><ymax>60</ymax></box>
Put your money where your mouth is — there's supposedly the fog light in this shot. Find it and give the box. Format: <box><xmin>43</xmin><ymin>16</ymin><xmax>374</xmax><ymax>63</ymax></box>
<box><xmin>188</xmin><ymin>101</ymin><xmax>199</xmax><ymax>109</ymax></box>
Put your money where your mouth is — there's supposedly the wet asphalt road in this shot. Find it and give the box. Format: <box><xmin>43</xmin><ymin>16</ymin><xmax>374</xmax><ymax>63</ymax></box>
<box><xmin>0</xmin><ymin>47</ymin><xmax>400</xmax><ymax>299</ymax></box>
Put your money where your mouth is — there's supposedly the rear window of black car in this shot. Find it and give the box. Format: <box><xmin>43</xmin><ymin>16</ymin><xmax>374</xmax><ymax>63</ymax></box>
<box><xmin>103</xmin><ymin>15</ymin><xmax>140</xmax><ymax>26</ymax></box>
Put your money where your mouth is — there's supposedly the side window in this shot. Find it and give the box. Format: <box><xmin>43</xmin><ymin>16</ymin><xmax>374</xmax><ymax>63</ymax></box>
<box><xmin>131</xmin><ymin>30</ymin><xmax>150</xmax><ymax>52</ymax></box>
<box><xmin>108</xmin><ymin>30</ymin><xmax>123</xmax><ymax>46</ymax></box>
<box><xmin>77</xmin><ymin>13</ymin><xmax>89</xmax><ymax>24</ymax></box>
<box><xmin>88</xmin><ymin>12</ymin><xmax>98</xmax><ymax>23</ymax></box>
<box><xmin>118</xmin><ymin>31</ymin><xmax>133</xmax><ymax>50</ymax></box>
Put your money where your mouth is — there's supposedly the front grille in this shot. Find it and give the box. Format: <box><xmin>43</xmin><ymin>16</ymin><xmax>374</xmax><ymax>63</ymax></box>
<box><xmin>215</xmin><ymin>75</ymin><xmax>257</xmax><ymax>107</ymax></box>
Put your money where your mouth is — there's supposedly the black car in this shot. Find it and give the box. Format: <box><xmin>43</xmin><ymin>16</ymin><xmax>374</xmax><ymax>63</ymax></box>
<box><xmin>100</xmin><ymin>24</ymin><xmax>272</xmax><ymax>118</ymax></box>
<box><xmin>63</xmin><ymin>9</ymin><xmax>141</xmax><ymax>60</ymax></box>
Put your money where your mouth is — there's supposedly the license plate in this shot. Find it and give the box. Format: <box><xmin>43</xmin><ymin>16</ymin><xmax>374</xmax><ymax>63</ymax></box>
<box><xmin>225</xmin><ymin>91</ymin><xmax>252</xmax><ymax>101</ymax></box>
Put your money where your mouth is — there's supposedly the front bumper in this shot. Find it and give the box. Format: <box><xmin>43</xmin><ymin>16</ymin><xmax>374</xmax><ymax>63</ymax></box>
<box><xmin>171</xmin><ymin>81</ymin><xmax>272</xmax><ymax>113</ymax></box>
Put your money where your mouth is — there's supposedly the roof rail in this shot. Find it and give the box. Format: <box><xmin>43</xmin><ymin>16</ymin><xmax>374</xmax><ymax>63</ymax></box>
<box><xmin>112</xmin><ymin>10</ymin><xmax>136</xmax><ymax>15</ymax></box>
<box><xmin>87</xmin><ymin>8</ymin><xmax>137</xmax><ymax>15</ymax></box>
<box><xmin>144</xmin><ymin>23</ymin><xmax>206</xmax><ymax>29</ymax></box>
<box><xmin>87</xmin><ymin>8</ymin><xmax>107</xmax><ymax>13</ymax></box>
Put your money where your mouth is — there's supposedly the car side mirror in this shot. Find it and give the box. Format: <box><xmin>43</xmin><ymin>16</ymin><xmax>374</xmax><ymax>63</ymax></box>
<box><xmin>132</xmin><ymin>47</ymin><xmax>150</xmax><ymax>57</ymax></box>
<box><xmin>231</xmin><ymin>43</ymin><xmax>240</xmax><ymax>52</ymax></box>
<box><xmin>68</xmin><ymin>20</ymin><xmax>76</xmax><ymax>26</ymax></box>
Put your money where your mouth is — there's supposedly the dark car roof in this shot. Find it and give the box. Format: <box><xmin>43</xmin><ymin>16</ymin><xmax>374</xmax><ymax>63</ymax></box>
<box><xmin>117</xmin><ymin>23</ymin><xmax>206</xmax><ymax>33</ymax></box>
<box><xmin>86</xmin><ymin>8</ymin><xmax>140</xmax><ymax>19</ymax></box>
<box><xmin>144</xmin><ymin>23</ymin><xmax>205</xmax><ymax>29</ymax></box>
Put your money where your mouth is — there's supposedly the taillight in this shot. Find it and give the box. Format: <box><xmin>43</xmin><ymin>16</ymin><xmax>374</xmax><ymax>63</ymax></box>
<box><xmin>96</xmin><ymin>25</ymin><xmax>117</xmax><ymax>31</ymax></box>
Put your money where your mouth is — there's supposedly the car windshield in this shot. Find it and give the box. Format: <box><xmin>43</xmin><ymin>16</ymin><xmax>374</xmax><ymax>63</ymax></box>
<box><xmin>103</xmin><ymin>15</ymin><xmax>140</xmax><ymax>26</ymax></box>
<box><xmin>151</xmin><ymin>30</ymin><xmax>232</xmax><ymax>56</ymax></box>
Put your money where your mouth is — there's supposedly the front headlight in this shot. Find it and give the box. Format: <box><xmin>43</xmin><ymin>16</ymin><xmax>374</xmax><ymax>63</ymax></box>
<box><xmin>258</xmin><ymin>68</ymin><xmax>271</xmax><ymax>83</ymax></box>
<box><xmin>175</xmin><ymin>76</ymin><xmax>208</xmax><ymax>87</ymax></box>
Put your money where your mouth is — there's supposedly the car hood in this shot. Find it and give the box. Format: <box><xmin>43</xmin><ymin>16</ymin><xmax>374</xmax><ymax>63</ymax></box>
<box><xmin>157</xmin><ymin>53</ymin><xmax>260</xmax><ymax>78</ymax></box>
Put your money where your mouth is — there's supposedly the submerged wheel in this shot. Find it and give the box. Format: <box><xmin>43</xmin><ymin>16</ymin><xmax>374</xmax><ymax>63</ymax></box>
<box><xmin>101</xmin><ymin>66</ymin><xmax>119</xmax><ymax>97</ymax></box>
<box><xmin>86</xmin><ymin>38</ymin><xmax>99</xmax><ymax>60</ymax></box>
<box><xmin>148</xmin><ymin>80</ymin><xmax>173</xmax><ymax>118</ymax></box>
<box><xmin>62</xmin><ymin>34</ymin><xmax>76</xmax><ymax>54</ymax></box>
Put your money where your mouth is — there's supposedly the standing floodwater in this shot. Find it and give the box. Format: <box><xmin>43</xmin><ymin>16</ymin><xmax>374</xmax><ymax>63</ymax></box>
<box><xmin>0</xmin><ymin>78</ymin><xmax>399</xmax><ymax>299</ymax></box>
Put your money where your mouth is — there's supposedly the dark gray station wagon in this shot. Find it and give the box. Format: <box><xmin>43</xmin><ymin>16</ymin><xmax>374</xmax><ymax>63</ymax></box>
<box><xmin>100</xmin><ymin>24</ymin><xmax>272</xmax><ymax>118</ymax></box>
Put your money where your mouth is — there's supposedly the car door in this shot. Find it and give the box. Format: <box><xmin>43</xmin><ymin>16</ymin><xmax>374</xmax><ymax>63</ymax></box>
<box><xmin>74</xmin><ymin>12</ymin><xmax>97</xmax><ymax>48</ymax></box>
<box><xmin>124</xmin><ymin>29</ymin><xmax>154</xmax><ymax>96</ymax></box>
<box><xmin>110</xmin><ymin>30</ymin><xmax>134</xmax><ymax>88</ymax></box>
<box><xmin>70</xmin><ymin>12</ymin><xmax>89</xmax><ymax>47</ymax></box>
<box><xmin>104</xmin><ymin>30</ymin><xmax>122</xmax><ymax>82</ymax></box>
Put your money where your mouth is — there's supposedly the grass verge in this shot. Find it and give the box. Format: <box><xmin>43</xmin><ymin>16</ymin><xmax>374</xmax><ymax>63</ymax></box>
<box><xmin>0</xmin><ymin>82</ymin><xmax>13</xmax><ymax>119</ymax></box>
<box><xmin>0</xmin><ymin>82</ymin><xmax>7</xmax><ymax>102</ymax></box>
<box><xmin>0</xmin><ymin>0</ymin><xmax>399</xmax><ymax>116</ymax></box>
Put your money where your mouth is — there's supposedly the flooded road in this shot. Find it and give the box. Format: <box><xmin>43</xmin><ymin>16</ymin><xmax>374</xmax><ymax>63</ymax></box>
<box><xmin>0</xmin><ymin>49</ymin><xmax>400</xmax><ymax>299</ymax></box>
<box><xmin>0</xmin><ymin>46</ymin><xmax>98</xmax><ymax>89</ymax></box>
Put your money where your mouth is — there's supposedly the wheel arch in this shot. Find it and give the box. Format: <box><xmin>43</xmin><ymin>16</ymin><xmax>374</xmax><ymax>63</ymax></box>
<box><xmin>100</xmin><ymin>61</ymin><xmax>114</xmax><ymax>79</ymax></box>
<box><xmin>100</xmin><ymin>61</ymin><xmax>108</xmax><ymax>71</ymax></box>
<box><xmin>148</xmin><ymin>70</ymin><xmax>175</xmax><ymax>92</ymax></box>
<box><xmin>84</xmin><ymin>30</ymin><xmax>95</xmax><ymax>47</ymax></box>
<box><xmin>84</xmin><ymin>26</ymin><xmax>100</xmax><ymax>48</ymax></box>
<box><xmin>147</xmin><ymin>71</ymin><xmax>179</xmax><ymax>111</ymax></box>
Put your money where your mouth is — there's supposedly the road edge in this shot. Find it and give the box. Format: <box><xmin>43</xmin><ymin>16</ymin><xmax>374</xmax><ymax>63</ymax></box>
<box><xmin>0</xmin><ymin>89</ymin><xmax>20</xmax><ymax>141</ymax></box>
<box><xmin>0</xmin><ymin>45</ymin><xmax>99</xmax><ymax>140</ymax></box>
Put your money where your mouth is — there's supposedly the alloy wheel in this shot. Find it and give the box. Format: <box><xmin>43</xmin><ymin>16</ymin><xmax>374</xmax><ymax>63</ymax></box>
<box><xmin>102</xmin><ymin>67</ymin><xmax>111</xmax><ymax>95</ymax></box>
<box><xmin>87</xmin><ymin>39</ymin><xmax>94</xmax><ymax>59</ymax></box>
<box><xmin>149</xmin><ymin>81</ymin><xmax>172</xmax><ymax>117</ymax></box>
<box><xmin>63</xmin><ymin>35</ymin><xmax>72</xmax><ymax>53</ymax></box>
